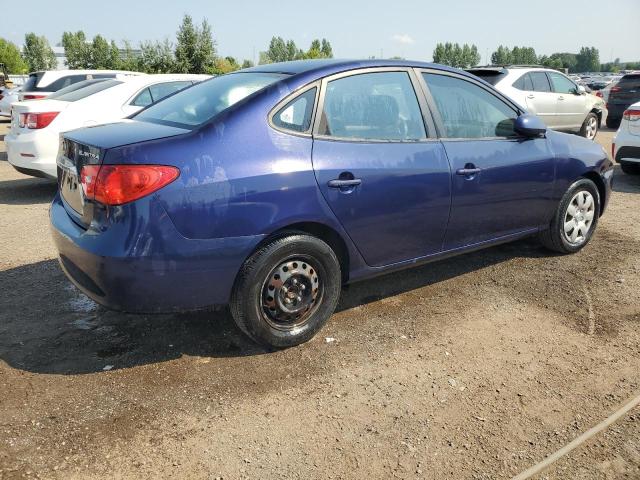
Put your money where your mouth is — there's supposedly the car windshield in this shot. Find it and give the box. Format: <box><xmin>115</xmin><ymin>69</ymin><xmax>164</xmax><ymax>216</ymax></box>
<box><xmin>48</xmin><ymin>79</ymin><xmax>109</xmax><ymax>99</ymax></box>
<box><xmin>53</xmin><ymin>79</ymin><xmax>122</xmax><ymax>102</ymax></box>
<box><xmin>134</xmin><ymin>72</ymin><xmax>288</xmax><ymax>128</ymax></box>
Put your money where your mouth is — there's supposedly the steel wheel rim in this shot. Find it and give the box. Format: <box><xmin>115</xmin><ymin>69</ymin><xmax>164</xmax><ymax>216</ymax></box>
<box><xmin>563</xmin><ymin>191</ymin><xmax>595</xmax><ymax>245</ymax></box>
<box><xmin>586</xmin><ymin>117</ymin><xmax>597</xmax><ymax>139</ymax></box>
<box><xmin>260</xmin><ymin>257</ymin><xmax>323</xmax><ymax>331</ymax></box>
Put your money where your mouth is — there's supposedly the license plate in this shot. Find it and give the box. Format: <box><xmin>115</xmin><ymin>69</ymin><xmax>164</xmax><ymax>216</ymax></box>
<box><xmin>60</xmin><ymin>165</ymin><xmax>84</xmax><ymax>214</ymax></box>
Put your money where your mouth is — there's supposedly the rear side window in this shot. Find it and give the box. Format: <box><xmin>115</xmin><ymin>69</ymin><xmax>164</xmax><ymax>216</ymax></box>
<box><xmin>148</xmin><ymin>81</ymin><xmax>192</xmax><ymax>103</ymax></box>
<box><xmin>530</xmin><ymin>72</ymin><xmax>551</xmax><ymax>92</ymax></box>
<box><xmin>467</xmin><ymin>70</ymin><xmax>507</xmax><ymax>86</ymax></box>
<box><xmin>272</xmin><ymin>87</ymin><xmax>316</xmax><ymax>133</ymax></box>
<box><xmin>319</xmin><ymin>71</ymin><xmax>426</xmax><ymax>141</ymax></box>
<box><xmin>548</xmin><ymin>72</ymin><xmax>577</xmax><ymax>94</ymax></box>
<box><xmin>53</xmin><ymin>79</ymin><xmax>122</xmax><ymax>102</ymax></box>
<box><xmin>131</xmin><ymin>88</ymin><xmax>153</xmax><ymax>106</ymax></box>
<box><xmin>423</xmin><ymin>73</ymin><xmax>518</xmax><ymax>139</ymax></box>
<box><xmin>513</xmin><ymin>73</ymin><xmax>534</xmax><ymax>91</ymax></box>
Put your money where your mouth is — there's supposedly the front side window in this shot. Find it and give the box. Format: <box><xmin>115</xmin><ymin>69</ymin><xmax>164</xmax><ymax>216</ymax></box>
<box><xmin>423</xmin><ymin>73</ymin><xmax>518</xmax><ymax>139</ymax></box>
<box><xmin>319</xmin><ymin>71</ymin><xmax>426</xmax><ymax>141</ymax></box>
<box><xmin>135</xmin><ymin>72</ymin><xmax>287</xmax><ymax>128</ymax></box>
<box><xmin>548</xmin><ymin>72</ymin><xmax>577</xmax><ymax>94</ymax></box>
<box><xmin>530</xmin><ymin>72</ymin><xmax>552</xmax><ymax>93</ymax></box>
<box><xmin>272</xmin><ymin>87</ymin><xmax>316</xmax><ymax>133</ymax></box>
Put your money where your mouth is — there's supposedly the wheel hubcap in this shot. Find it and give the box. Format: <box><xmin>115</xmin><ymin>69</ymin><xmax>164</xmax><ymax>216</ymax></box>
<box><xmin>563</xmin><ymin>191</ymin><xmax>595</xmax><ymax>245</ymax></box>
<box><xmin>261</xmin><ymin>258</ymin><xmax>321</xmax><ymax>330</ymax></box>
<box><xmin>586</xmin><ymin>117</ymin><xmax>597</xmax><ymax>139</ymax></box>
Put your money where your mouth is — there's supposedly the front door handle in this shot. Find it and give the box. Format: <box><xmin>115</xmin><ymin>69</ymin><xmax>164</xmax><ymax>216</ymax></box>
<box><xmin>527</xmin><ymin>94</ymin><xmax>535</xmax><ymax>99</ymax></box>
<box><xmin>558</xmin><ymin>96</ymin><xmax>565</xmax><ymax>101</ymax></box>
<box><xmin>328</xmin><ymin>178</ymin><xmax>362</xmax><ymax>188</ymax></box>
<box><xmin>456</xmin><ymin>167</ymin><xmax>481</xmax><ymax>176</ymax></box>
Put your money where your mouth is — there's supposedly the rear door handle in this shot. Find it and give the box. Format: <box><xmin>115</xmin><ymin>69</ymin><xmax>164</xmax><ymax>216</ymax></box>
<box><xmin>328</xmin><ymin>179</ymin><xmax>362</xmax><ymax>188</ymax></box>
<box><xmin>456</xmin><ymin>168</ymin><xmax>481</xmax><ymax>176</ymax></box>
<box><xmin>558</xmin><ymin>96</ymin><xmax>565</xmax><ymax>101</ymax></box>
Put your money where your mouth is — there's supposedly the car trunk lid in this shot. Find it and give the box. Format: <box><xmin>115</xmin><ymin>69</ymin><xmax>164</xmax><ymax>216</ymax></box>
<box><xmin>57</xmin><ymin>120</ymin><xmax>191</xmax><ymax>228</ymax></box>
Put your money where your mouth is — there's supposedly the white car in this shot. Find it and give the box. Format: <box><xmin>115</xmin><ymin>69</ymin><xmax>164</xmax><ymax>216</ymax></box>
<box><xmin>6</xmin><ymin>74</ymin><xmax>209</xmax><ymax>179</ymax></box>
<box><xmin>18</xmin><ymin>69</ymin><xmax>141</xmax><ymax>101</ymax></box>
<box><xmin>0</xmin><ymin>86</ymin><xmax>21</xmax><ymax>118</ymax></box>
<box><xmin>612</xmin><ymin>102</ymin><xmax>640</xmax><ymax>175</ymax></box>
<box><xmin>467</xmin><ymin>66</ymin><xmax>607</xmax><ymax>140</ymax></box>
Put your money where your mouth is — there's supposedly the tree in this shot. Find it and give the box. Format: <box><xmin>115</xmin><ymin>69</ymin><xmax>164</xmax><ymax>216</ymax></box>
<box><xmin>576</xmin><ymin>46</ymin><xmax>600</xmax><ymax>73</ymax></box>
<box><xmin>118</xmin><ymin>41</ymin><xmax>140</xmax><ymax>71</ymax></box>
<box><xmin>89</xmin><ymin>35</ymin><xmax>111</xmax><ymax>69</ymax></box>
<box><xmin>433</xmin><ymin>42</ymin><xmax>479</xmax><ymax>68</ymax></box>
<box><xmin>108</xmin><ymin>41</ymin><xmax>122</xmax><ymax>70</ymax></box>
<box><xmin>321</xmin><ymin>39</ymin><xmax>333</xmax><ymax>58</ymax></box>
<box><xmin>539</xmin><ymin>55</ymin><xmax>563</xmax><ymax>70</ymax></box>
<box><xmin>241</xmin><ymin>59</ymin><xmax>254</xmax><ymax>69</ymax></box>
<box><xmin>210</xmin><ymin>56</ymin><xmax>240</xmax><ymax>75</ymax></box>
<box><xmin>139</xmin><ymin>39</ymin><xmax>175</xmax><ymax>73</ymax></box>
<box><xmin>23</xmin><ymin>33</ymin><xmax>57</xmax><ymax>71</ymax></box>
<box><xmin>175</xmin><ymin>14</ymin><xmax>216</xmax><ymax>73</ymax></box>
<box><xmin>491</xmin><ymin>45</ymin><xmax>512</xmax><ymax>65</ymax></box>
<box><xmin>0</xmin><ymin>38</ymin><xmax>28</xmax><ymax>73</ymax></box>
<box><xmin>62</xmin><ymin>31</ymin><xmax>92</xmax><ymax>68</ymax></box>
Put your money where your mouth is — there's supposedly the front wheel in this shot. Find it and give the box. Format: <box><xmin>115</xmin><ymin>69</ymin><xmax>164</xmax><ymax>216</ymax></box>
<box><xmin>539</xmin><ymin>178</ymin><xmax>600</xmax><ymax>254</ymax></box>
<box><xmin>579</xmin><ymin>113</ymin><xmax>598</xmax><ymax>140</ymax></box>
<box><xmin>230</xmin><ymin>234</ymin><xmax>342</xmax><ymax>348</ymax></box>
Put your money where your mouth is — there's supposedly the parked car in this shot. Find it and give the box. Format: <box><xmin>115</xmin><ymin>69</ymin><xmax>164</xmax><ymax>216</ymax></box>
<box><xmin>606</xmin><ymin>73</ymin><xmax>640</xmax><ymax>128</ymax></box>
<box><xmin>7</xmin><ymin>74</ymin><xmax>208</xmax><ymax>179</ymax></box>
<box><xmin>18</xmin><ymin>70</ymin><xmax>140</xmax><ymax>101</ymax></box>
<box><xmin>50</xmin><ymin>59</ymin><xmax>613</xmax><ymax>348</ymax></box>
<box><xmin>467</xmin><ymin>66</ymin><xmax>607</xmax><ymax>140</ymax></box>
<box><xmin>0</xmin><ymin>86</ymin><xmax>21</xmax><ymax>118</ymax></box>
<box><xmin>612</xmin><ymin>102</ymin><xmax>640</xmax><ymax>174</ymax></box>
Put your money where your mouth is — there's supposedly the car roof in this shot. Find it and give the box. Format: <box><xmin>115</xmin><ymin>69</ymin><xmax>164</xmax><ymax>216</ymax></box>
<box><xmin>241</xmin><ymin>58</ymin><xmax>463</xmax><ymax>77</ymax></box>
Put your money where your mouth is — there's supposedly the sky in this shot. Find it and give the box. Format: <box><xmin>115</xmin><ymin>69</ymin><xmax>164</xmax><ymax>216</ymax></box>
<box><xmin>6</xmin><ymin>0</ymin><xmax>640</xmax><ymax>64</ymax></box>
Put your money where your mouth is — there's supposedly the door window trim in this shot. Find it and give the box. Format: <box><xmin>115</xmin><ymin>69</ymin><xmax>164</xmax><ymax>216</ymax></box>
<box><xmin>311</xmin><ymin>67</ymin><xmax>438</xmax><ymax>143</ymax></box>
<box><xmin>415</xmin><ymin>68</ymin><xmax>525</xmax><ymax>141</ymax></box>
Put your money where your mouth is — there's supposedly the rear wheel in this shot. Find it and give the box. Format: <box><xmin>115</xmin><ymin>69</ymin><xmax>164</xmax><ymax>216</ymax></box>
<box><xmin>539</xmin><ymin>178</ymin><xmax>600</xmax><ymax>254</ymax></box>
<box><xmin>579</xmin><ymin>113</ymin><xmax>598</xmax><ymax>140</ymax></box>
<box><xmin>230</xmin><ymin>234</ymin><xmax>341</xmax><ymax>348</ymax></box>
<box><xmin>621</xmin><ymin>162</ymin><xmax>640</xmax><ymax>175</ymax></box>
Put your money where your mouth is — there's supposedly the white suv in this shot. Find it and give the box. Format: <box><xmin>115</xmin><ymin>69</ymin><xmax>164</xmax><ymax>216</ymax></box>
<box><xmin>467</xmin><ymin>66</ymin><xmax>607</xmax><ymax>140</ymax></box>
<box><xmin>18</xmin><ymin>69</ymin><xmax>141</xmax><ymax>101</ymax></box>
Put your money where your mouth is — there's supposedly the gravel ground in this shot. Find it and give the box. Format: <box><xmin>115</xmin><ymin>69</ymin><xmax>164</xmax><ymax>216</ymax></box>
<box><xmin>0</xmin><ymin>118</ymin><xmax>638</xmax><ymax>480</ymax></box>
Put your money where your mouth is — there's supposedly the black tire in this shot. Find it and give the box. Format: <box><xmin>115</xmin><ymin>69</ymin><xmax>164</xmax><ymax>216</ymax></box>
<box><xmin>230</xmin><ymin>233</ymin><xmax>341</xmax><ymax>348</ymax></box>
<box><xmin>606</xmin><ymin>117</ymin><xmax>620</xmax><ymax>129</ymax></box>
<box><xmin>579</xmin><ymin>112</ymin><xmax>598</xmax><ymax>140</ymax></box>
<box><xmin>539</xmin><ymin>178</ymin><xmax>600</xmax><ymax>254</ymax></box>
<box><xmin>620</xmin><ymin>162</ymin><xmax>640</xmax><ymax>175</ymax></box>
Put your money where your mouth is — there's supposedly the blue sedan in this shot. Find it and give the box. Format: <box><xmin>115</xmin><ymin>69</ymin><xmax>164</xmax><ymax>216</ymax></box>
<box><xmin>50</xmin><ymin>59</ymin><xmax>614</xmax><ymax>347</ymax></box>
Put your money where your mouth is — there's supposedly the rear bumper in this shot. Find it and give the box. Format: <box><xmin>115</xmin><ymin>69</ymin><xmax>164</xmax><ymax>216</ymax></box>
<box><xmin>50</xmin><ymin>194</ymin><xmax>265</xmax><ymax>312</ymax></box>
<box><xmin>613</xmin><ymin>129</ymin><xmax>640</xmax><ymax>163</ymax></box>
<box><xmin>6</xmin><ymin>131</ymin><xmax>58</xmax><ymax>179</ymax></box>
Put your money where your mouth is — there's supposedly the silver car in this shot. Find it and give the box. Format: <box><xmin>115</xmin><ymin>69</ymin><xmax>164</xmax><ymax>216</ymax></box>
<box><xmin>467</xmin><ymin>66</ymin><xmax>607</xmax><ymax>140</ymax></box>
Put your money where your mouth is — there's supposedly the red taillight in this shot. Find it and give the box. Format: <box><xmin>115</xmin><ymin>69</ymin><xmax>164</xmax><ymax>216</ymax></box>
<box><xmin>80</xmin><ymin>164</ymin><xmax>180</xmax><ymax>206</ymax></box>
<box><xmin>623</xmin><ymin>109</ymin><xmax>640</xmax><ymax>122</ymax></box>
<box><xmin>595</xmin><ymin>91</ymin><xmax>603</xmax><ymax>98</ymax></box>
<box><xmin>609</xmin><ymin>86</ymin><xmax>621</xmax><ymax>94</ymax></box>
<box><xmin>24</xmin><ymin>112</ymin><xmax>59</xmax><ymax>129</ymax></box>
<box><xmin>612</xmin><ymin>143</ymin><xmax>615</xmax><ymax>159</ymax></box>
<box><xmin>23</xmin><ymin>94</ymin><xmax>47</xmax><ymax>100</ymax></box>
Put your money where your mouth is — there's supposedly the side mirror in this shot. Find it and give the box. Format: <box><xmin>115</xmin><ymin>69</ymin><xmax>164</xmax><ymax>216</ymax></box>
<box><xmin>514</xmin><ymin>114</ymin><xmax>547</xmax><ymax>138</ymax></box>
<box><xmin>576</xmin><ymin>85</ymin><xmax>587</xmax><ymax>95</ymax></box>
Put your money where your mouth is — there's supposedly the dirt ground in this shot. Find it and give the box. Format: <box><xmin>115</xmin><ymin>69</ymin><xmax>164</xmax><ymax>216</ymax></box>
<box><xmin>0</xmin><ymin>118</ymin><xmax>638</xmax><ymax>480</ymax></box>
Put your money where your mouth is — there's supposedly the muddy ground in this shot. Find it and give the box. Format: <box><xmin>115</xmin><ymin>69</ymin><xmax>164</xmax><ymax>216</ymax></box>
<box><xmin>0</xmin><ymin>119</ymin><xmax>638</xmax><ymax>480</ymax></box>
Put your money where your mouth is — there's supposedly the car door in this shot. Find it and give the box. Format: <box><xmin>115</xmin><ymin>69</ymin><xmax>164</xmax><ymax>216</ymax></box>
<box><xmin>311</xmin><ymin>69</ymin><xmax>452</xmax><ymax>267</ymax></box>
<box><xmin>523</xmin><ymin>71</ymin><xmax>560</xmax><ymax>128</ymax></box>
<box><xmin>419</xmin><ymin>71</ymin><xmax>556</xmax><ymax>251</ymax></box>
<box><xmin>548</xmin><ymin>71</ymin><xmax>585</xmax><ymax>129</ymax></box>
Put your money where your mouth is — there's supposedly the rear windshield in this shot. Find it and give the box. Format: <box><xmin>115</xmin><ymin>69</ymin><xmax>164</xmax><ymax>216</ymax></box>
<box><xmin>618</xmin><ymin>74</ymin><xmax>640</xmax><ymax>88</ymax></box>
<box><xmin>48</xmin><ymin>79</ymin><xmax>109</xmax><ymax>99</ymax></box>
<box><xmin>53</xmin><ymin>79</ymin><xmax>122</xmax><ymax>102</ymax></box>
<box><xmin>135</xmin><ymin>72</ymin><xmax>287</xmax><ymax>128</ymax></box>
<box><xmin>466</xmin><ymin>70</ymin><xmax>507</xmax><ymax>86</ymax></box>
<box><xmin>22</xmin><ymin>72</ymin><xmax>44</xmax><ymax>92</ymax></box>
